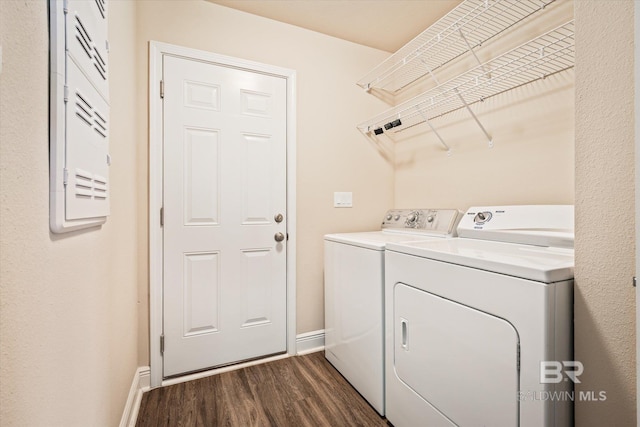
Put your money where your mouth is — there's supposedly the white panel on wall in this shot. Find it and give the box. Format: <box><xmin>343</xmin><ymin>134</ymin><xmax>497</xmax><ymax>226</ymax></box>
<box><xmin>49</xmin><ymin>0</ymin><xmax>110</xmax><ymax>232</ymax></box>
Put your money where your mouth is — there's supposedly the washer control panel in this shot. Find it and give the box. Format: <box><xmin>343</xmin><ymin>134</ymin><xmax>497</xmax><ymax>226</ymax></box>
<box><xmin>381</xmin><ymin>209</ymin><xmax>461</xmax><ymax>236</ymax></box>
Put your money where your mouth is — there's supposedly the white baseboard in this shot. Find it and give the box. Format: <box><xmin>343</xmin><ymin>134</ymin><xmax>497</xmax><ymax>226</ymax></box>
<box><xmin>296</xmin><ymin>329</ymin><xmax>325</xmax><ymax>355</ymax></box>
<box><xmin>163</xmin><ymin>332</ymin><xmax>326</xmax><ymax>388</ymax></box>
<box><xmin>120</xmin><ymin>366</ymin><xmax>150</xmax><ymax>427</ymax></box>
<box><xmin>125</xmin><ymin>330</ymin><xmax>324</xmax><ymax>423</ymax></box>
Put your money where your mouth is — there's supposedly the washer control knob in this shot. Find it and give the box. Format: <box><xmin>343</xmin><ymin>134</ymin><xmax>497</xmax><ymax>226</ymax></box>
<box><xmin>394</xmin><ymin>215</ymin><xmax>400</xmax><ymax>221</ymax></box>
<box><xmin>405</xmin><ymin>211</ymin><xmax>420</xmax><ymax>227</ymax></box>
<box><xmin>386</xmin><ymin>214</ymin><xmax>393</xmax><ymax>221</ymax></box>
<box><xmin>426</xmin><ymin>215</ymin><xmax>434</xmax><ymax>223</ymax></box>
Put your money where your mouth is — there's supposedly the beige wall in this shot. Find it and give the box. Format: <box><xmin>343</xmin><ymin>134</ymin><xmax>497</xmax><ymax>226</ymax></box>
<box><xmin>574</xmin><ymin>1</ymin><xmax>636</xmax><ymax>425</ymax></box>
<box><xmin>134</xmin><ymin>1</ymin><xmax>394</xmax><ymax>364</ymax></box>
<box><xmin>0</xmin><ymin>1</ymin><xmax>139</xmax><ymax>425</ymax></box>
<box><xmin>393</xmin><ymin>0</ymin><xmax>575</xmax><ymax>210</ymax></box>
<box><xmin>1</xmin><ymin>1</ymin><xmax>636</xmax><ymax>424</ymax></box>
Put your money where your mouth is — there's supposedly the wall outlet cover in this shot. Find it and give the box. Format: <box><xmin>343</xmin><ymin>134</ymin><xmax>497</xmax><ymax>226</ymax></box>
<box><xmin>334</xmin><ymin>192</ymin><xmax>353</xmax><ymax>208</ymax></box>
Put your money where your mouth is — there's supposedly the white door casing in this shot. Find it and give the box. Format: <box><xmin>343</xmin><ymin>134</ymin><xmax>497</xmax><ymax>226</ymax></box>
<box><xmin>635</xmin><ymin>3</ymin><xmax>639</xmax><ymax>424</ymax></box>
<box><xmin>149</xmin><ymin>42</ymin><xmax>297</xmax><ymax>386</ymax></box>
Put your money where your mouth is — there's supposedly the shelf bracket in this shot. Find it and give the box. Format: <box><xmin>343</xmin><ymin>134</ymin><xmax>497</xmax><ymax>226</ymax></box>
<box><xmin>422</xmin><ymin>59</ymin><xmax>492</xmax><ymax>149</ymax></box>
<box><xmin>454</xmin><ymin>88</ymin><xmax>493</xmax><ymax>147</ymax></box>
<box><xmin>458</xmin><ymin>27</ymin><xmax>491</xmax><ymax>79</ymax></box>
<box><xmin>416</xmin><ymin>107</ymin><xmax>451</xmax><ymax>155</ymax></box>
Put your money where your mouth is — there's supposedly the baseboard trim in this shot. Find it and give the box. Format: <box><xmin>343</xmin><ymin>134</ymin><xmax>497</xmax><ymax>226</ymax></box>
<box><xmin>296</xmin><ymin>329</ymin><xmax>325</xmax><ymax>355</ymax></box>
<box><xmin>120</xmin><ymin>366</ymin><xmax>150</xmax><ymax>427</ymax></box>
<box><xmin>128</xmin><ymin>330</ymin><xmax>325</xmax><ymax>419</ymax></box>
<box><xmin>161</xmin><ymin>331</ymin><xmax>325</xmax><ymax>387</ymax></box>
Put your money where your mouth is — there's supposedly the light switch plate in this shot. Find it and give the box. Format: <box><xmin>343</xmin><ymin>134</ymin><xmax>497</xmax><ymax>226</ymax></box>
<box><xmin>334</xmin><ymin>192</ymin><xmax>353</xmax><ymax>208</ymax></box>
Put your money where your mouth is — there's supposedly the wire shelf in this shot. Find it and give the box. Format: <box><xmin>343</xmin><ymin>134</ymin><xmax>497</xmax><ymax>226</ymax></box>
<box><xmin>356</xmin><ymin>0</ymin><xmax>556</xmax><ymax>93</ymax></box>
<box><xmin>358</xmin><ymin>20</ymin><xmax>574</xmax><ymax>138</ymax></box>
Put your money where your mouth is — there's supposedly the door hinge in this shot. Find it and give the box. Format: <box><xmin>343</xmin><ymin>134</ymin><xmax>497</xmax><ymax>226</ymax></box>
<box><xmin>633</xmin><ymin>276</ymin><xmax>637</xmax><ymax>287</ymax></box>
<box><xmin>160</xmin><ymin>80</ymin><xmax>164</xmax><ymax>99</ymax></box>
<box><xmin>517</xmin><ymin>342</ymin><xmax>521</xmax><ymax>372</ymax></box>
<box><xmin>160</xmin><ymin>335</ymin><xmax>165</xmax><ymax>355</ymax></box>
<box><xmin>63</xmin><ymin>168</ymin><xmax>69</xmax><ymax>186</ymax></box>
<box><xmin>160</xmin><ymin>207</ymin><xmax>164</xmax><ymax>227</ymax></box>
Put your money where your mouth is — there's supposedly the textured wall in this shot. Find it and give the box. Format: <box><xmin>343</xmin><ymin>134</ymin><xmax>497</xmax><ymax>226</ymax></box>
<box><xmin>0</xmin><ymin>1</ymin><xmax>139</xmax><ymax>425</ymax></box>
<box><xmin>574</xmin><ymin>1</ymin><xmax>636</xmax><ymax>425</ymax></box>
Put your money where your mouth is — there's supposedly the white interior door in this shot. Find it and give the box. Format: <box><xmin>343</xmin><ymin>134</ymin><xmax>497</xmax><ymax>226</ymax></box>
<box><xmin>162</xmin><ymin>54</ymin><xmax>288</xmax><ymax>377</ymax></box>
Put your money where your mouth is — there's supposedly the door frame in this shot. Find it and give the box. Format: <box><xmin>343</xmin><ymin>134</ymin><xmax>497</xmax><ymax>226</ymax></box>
<box><xmin>635</xmin><ymin>3</ymin><xmax>639</xmax><ymax>423</ymax></box>
<box><xmin>148</xmin><ymin>41</ymin><xmax>297</xmax><ymax>388</ymax></box>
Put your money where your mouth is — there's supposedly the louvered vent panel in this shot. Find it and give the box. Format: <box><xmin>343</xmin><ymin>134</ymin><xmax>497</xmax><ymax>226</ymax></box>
<box><xmin>66</xmin><ymin>0</ymin><xmax>109</xmax><ymax>101</ymax></box>
<box><xmin>65</xmin><ymin>58</ymin><xmax>110</xmax><ymax>220</ymax></box>
<box><xmin>50</xmin><ymin>0</ymin><xmax>110</xmax><ymax>231</ymax></box>
<box><xmin>74</xmin><ymin>90</ymin><xmax>109</xmax><ymax>139</ymax></box>
<box><xmin>95</xmin><ymin>0</ymin><xmax>106</xmax><ymax>19</ymax></box>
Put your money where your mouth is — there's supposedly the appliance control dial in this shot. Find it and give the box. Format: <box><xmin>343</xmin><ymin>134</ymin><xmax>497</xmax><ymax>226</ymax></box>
<box><xmin>405</xmin><ymin>211</ymin><xmax>421</xmax><ymax>228</ymax></box>
<box><xmin>474</xmin><ymin>211</ymin><xmax>493</xmax><ymax>225</ymax></box>
<box><xmin>386</xmin><ymin>214</ymin><xmax>393</xmax><ymax>221</ymax></box>
<box><xmin>426</xmin><ymin>215</ymin><xmax>434</xmax><ymax>223</ymax></box>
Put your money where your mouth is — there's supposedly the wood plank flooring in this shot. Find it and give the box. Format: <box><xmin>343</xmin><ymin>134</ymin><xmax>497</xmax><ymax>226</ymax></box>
<box><xmin>136</xmin><ymin>351</ymin><xmax>389</xmax><ymax>427</ymax></box>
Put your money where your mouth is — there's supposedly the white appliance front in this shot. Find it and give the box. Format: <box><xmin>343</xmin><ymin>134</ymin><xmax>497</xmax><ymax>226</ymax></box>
<box><xmin>324</xmin><ymin>209</ymin><xmax>461</xmax><ymax>416</ymax></box>
<box><xmin>384</xmin><ymin>205</ymin><xmax>574</xmax><ymax>427</ymax></box>
<box><xmin>324</xmin><ymin>238</ymin><xmax>385</xmax><ymax>414</ymax></box>
<box><xmin>393</xmin><ymin>283</ymin><xmax>519</xmax><ymax>426</ymax></box>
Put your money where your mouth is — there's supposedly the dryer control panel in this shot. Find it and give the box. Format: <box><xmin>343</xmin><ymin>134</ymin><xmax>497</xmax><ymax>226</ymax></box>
<box><xmin>459</xmin><ymin>205</ymin><xmax>575</xmax><ymax>248</ymax></box>
<box><xmin>381</xmin><ymin>209</ymin><xmax>461</xmax><ymax>236</ymax></box>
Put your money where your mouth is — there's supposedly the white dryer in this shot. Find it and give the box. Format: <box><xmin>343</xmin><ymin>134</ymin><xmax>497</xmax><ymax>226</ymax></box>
<box><xmin>385</xmin><ymin>205</ymin><xmax>575</xmax><ymax>427</ymax></box>
<box><xmin>324</xmin><ymin>209</ymin><xmax>461</xmax><ymax>415</ymax></box>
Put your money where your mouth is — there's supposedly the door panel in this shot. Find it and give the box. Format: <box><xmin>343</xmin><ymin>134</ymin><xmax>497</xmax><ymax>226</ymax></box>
<box><xmin>163</xmin><ymin>55</ymin><xmax>287</xmax><ymax>377</ymax></box>
<box><xmin>183</xmin><ymin>128</ymin><xmax>220</xmax><ymax>225</ymax></box>
<box><xmin>393</xmin><ymin>283</ymin><xmax>519</xmax><ymax>427</ymax></box>
<box><xmin>182</xmin><ymin>252</ymin><xmax>220</xmax><ymax>336</ymax></box>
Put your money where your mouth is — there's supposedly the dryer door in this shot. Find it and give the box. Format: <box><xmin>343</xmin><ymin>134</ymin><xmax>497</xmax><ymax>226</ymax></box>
<box><xmin>393</xmin><ymin>283</ymin><xmax>519</xmax><ymax>426</ymax></box>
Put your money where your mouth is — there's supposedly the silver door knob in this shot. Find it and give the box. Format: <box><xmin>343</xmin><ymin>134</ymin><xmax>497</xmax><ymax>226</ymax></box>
<box><xmin>274</xmin><ymin>213</ymin><xmax>284</xmax><ymax>223</ymax></box>
<box><xmin>274</xmin><ymin>232</ymin><xmax>285</xmax><ymax>242</ymax></box>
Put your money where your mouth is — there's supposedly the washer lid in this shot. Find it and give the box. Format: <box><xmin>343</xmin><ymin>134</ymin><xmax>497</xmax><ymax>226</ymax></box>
<box><xmin>324</xmin><ymin>231</ymin><xmax>447</xmax><ymax>250</ymax></box>
<box><xmin>386</xmin><ymin>238</ymin><xmax>574</xmax><ymax>283</ymax></box>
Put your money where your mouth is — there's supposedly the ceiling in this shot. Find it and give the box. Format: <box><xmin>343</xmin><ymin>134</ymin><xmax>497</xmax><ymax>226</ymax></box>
<box><xmin>206</xmin><ymin>0</ymin><xmax>462</xmax><ymax>53</ymax></box>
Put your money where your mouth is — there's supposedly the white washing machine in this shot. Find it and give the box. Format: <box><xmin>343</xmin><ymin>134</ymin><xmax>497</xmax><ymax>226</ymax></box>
<box><xmin>385</xmin><ymin>205</ymin><xmax>575</xmax><ymax>427</ymax></box>
<box><xmin>324</xmin><ymin>209</ymin><xmax>461</xmax><ymax>416</ymax></box>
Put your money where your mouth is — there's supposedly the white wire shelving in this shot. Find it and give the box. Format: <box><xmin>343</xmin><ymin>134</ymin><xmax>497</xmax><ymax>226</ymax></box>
<box><xmin>357</xmin><ymin>0</ymin><xmax>556</xmax><ymax>93</ymax></box>
<box><xmin>358</xmin><ymin>20</ymin><xmax>574</xmax><ymax>150</ymax></box>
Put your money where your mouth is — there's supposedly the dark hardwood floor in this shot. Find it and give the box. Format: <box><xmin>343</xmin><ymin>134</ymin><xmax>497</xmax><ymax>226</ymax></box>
<box><xmin>136</xmin><ymin>351</ymin><xmax>389</xmax><ymax>427</ymax></box>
